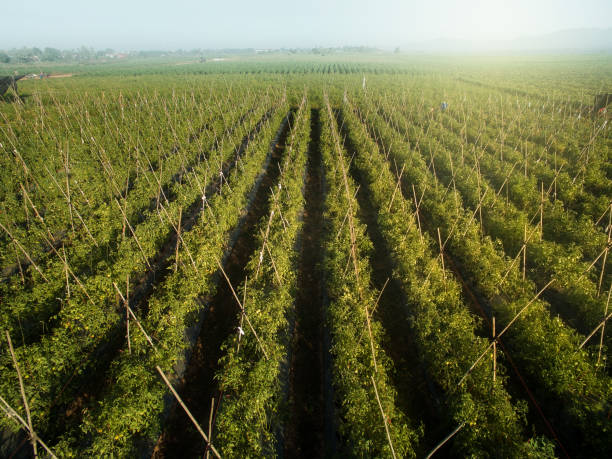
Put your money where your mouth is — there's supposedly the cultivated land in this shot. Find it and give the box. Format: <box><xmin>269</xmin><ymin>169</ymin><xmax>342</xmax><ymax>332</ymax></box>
<box><xmin>0</xmin><ymin>54</ymin><xmax>610</xmax><ymax>458</ymax></box>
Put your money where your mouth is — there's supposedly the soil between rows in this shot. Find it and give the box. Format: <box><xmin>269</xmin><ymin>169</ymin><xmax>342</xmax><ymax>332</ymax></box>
<box><xmin>284</xmin><ymin>108</ymin><xmax>328</xmax><ymax>457</ymax></box>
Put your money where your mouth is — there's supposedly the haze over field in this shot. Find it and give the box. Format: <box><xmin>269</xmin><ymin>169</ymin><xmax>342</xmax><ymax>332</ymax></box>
<box><xmin>1</xmin><ymin>0</ymin><xmax>611</xmax><ymax>52</ymax></box>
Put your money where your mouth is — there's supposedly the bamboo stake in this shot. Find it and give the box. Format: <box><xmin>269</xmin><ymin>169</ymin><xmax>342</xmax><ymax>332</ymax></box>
<box><xmin>205</xmin><ymin>397</ymin><xmax>215</xmax><ymax>459</ymax></box>
<box><xmin>236</xmin><ymin>277</ymin><xmax>247</xmax><ymax>354</ymax></box>
<box><xmin>112</xmin><ymin>282</ymin><xmax>158</xmax><ymax>353</ymax></box>
<box><xmin>42</xmin><ymin>233</ymin><xmax>94</xmax><ymax>304</ymax></box>
<box><xmin>114</xmin><ymin>198</ymin><xmax>151</xmax><ymax>270</ymax></box>
<box><xmin>387</xmin><ymin>163</ymin><xmax>406</xmax><ymax>212</ymax></box>
<box><xmin>6</xmin><ymin>332</ymin><xmax>37</xmax><ymax>458</ymax></box>
<box><xmin>20</xmin><ymin>183</ymin><xmax>55</xmax><ymax>244</ymax></box>
<box><xmin>371</xmin><ymin>375</ymin><xmax>396</xmax><ymax>459</ymax></box>
<box><xmin>598</xmin><ymin>284</ymin><xmax>611</xmax><ymax>365</ymax></box>
<box><xmin>255</xmin><ymin>210</ymin><xmax>275</xmax><ymax>278</ymax></box>
<box><xmin>598</xmin><ymin>208</ymin><xmax>611</xmax><ymax>297</ymax></box>
<box><xmin>12</xmin><ymin>241</ymin><xmax>25</xmax><ymax>283</ymax></box>
<box><xmin>492</xmin><ymin>317</ymin><xmax>496</xmax><ymax>383</ymax></box>
<box><xmin>270</xmin><ymin>188</ymin><xmax>289</xmax><ymax>231</ymax></box>
<box><xmin>424</xmin><ymin>422</ymin><xmax>466</xmax><ymax>459</ymax></box>
<box><xmin>44</xmin><ymin>165</ymin><xmax>98</xmax><ymax>246</ymax></box>
<box><xmin>0</xmin><ymin>395</ymin><xmax>56</xmax><ymax>458</ymax></box>
<box><xmin>260</xmin><ymin>229</ymin><xmax>283</xmax><ymax>287</ymax></box>
<box><xmin>477</xmin><ymin>161</ymin><xmax>483</xmax><ymax>234</ymax></box>
<box><xmin>157</xmin><ymin>202</ymin><xmax>198</xmax><ymax>273</ymax></box>
<box><xmin>64</xmin><ymin>148</ymin><xmax>75</xmax><ymax>235</ymax></box>
<box><xmin>215</xmin><ymin>258</ymin><xmax>268</xmax><ymax>360</ymax></box>
<box><xmin>579</xmin><ymin>284</ymin><xmax>612</xmax><ymax>353</ymax></box>
<box><xmin>356</xmin><ymin>279</ymin><xmax>390</xmax><ymax>347</ymax></box>
<box><xmin>126</xmin><ymin>274</ymin><xmax>131</xmax><ymax>354</ymax></box>
<box><xmin>579</xmin><ymin>244</ymin><xmax>610</xmax><ymax>282</ymax></box>
<box><xmin>554</xmin><ymin>150</ymin><xmax>557</xmax><ymax>201</ymax></box>
<box><xmin>540</xmin><ymin>182</ymin><xmax>544</xmax><ymax>241</ymax></box>
<box><xmin>155</xmin><ymin>366</ymin><xmax>221</xmax><ymax>459</ymax></box>
<box><xmin>335</xmin><ymin>186</ymin><xmax>361</xmax><ymax>241</ymax></box>
<box><xmin>174</xmin><ymin>207</ymin><xmax>183</xmax><ymax>272</ymax></box>
<box><xmin>437</xmin><ymin>228</ymin><xmax>446</xmax><ymax>283</ymax></box>
<box><xmin>63</xmin><ymin>246</ymin><xmax>70</xmax><ymax>299</ymax></box>
<box><xmin>412</xmin><ymin>184</ymin><xmax>423</xmax><ymax>243</ymax></box>
<box><xmin>457</xmin><ymin>280</ymin><xmax>554</xmax><ymax>387</ymax></box>
<box><xmin>523</xmin><ymin>224</ymin><xmax>527</xmax><ymax>282</ymax></box>
<box><xmin>595</xmin><ymin>202</ymin><xmax>611</xmax><ymax>227</ymax></box>
<box><xmin>0</xmin><ymin>223</ymin><xmax>48</xmax><ymax>281</ymax></box>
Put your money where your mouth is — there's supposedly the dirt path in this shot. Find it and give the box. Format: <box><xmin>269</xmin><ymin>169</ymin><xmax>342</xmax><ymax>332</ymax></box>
<box><xmin>153</xmin><ymin>111</ymin><xmax>293</xmax><ymax>458</ymax></box>
<box><xmin>284</xmin><ymin>108</ymin><xmax>330</xmax><ymax>457</ymax></box>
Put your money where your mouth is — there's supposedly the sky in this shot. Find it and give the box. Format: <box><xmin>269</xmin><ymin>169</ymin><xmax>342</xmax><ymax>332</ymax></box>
<box><xmin>1</xmin><ymin>0</ymin><xmax>611</xmax><ymax>50</ymax></box>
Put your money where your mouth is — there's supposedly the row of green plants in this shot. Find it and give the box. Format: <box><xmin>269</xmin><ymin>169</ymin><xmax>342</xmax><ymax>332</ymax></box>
<box><xmin>50</xmin><ymin>102</ymin><xmax>290</xmax><ymax>456</ymax></box>
<box><xmin>355</xmin><ymin>97</ymin><xmax>612</xmax><ymax>457</ymax></box>
<box><xmin>422</xmin><ymin>81</ymin><xmax>609</xmax><ymax>221</ymax></box>
<box><xmin>0</xmin><ymin>86</ymin><xmax>263</xmax><ymax>278</ymax></box>
<box><xmin>0</xmin><ymin>95</ymin><xmax>285</xmax><ymax>453</ymax></box>
<box><xmin>213</xmin><ymin>96</ymin><xmax>310</xmax><ymax>456</ymax></box>
<box><xmin>373</xmin><ymin>94</ymin><xmax>610</xmax><ymax>348</ymax></box>
<box><xmin>369</xmin><ymin>79</ymin><xmax>610</xmax><ymax>224</ymax></box>
<box><xmin>339</xmin><ymin>99</ymin><xmax>551</xmax><ymax>457</ymax></box>
<box><xmin>0</xmin><ymin>84</ymin><xmax>232</xmax><ymax>267</ymax></box>
<box><xmin>433</xmin><ymin>89</ymin><xmax>611</xmax><ymax>225</ymax></box>
<box><xmin>322</xmin><ymin>98</ymin><xmax>420</xmax><ymax>458</ymax></box>
<box><xmin>436</xmin><ymin>108</ymin><xmax>608</xmax><ymax>259</ymax></box>
<box><xmin>0</xmin><ymin>92</ymin><xmax>271</xmax><ymax>346</ymax></box>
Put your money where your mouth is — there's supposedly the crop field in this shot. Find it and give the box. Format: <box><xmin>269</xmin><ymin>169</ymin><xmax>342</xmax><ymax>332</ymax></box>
<box><xmin>0</xmin><ymin>55</ymin><xmax>611</xmax><ymax>458</ymax></box>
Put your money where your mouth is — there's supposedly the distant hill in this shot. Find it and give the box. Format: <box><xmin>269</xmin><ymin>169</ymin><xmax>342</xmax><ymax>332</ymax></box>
<box><xmin>406</xmin><ymin>28</ymin><xmax>612</xmax><ymax>53</ymax></box>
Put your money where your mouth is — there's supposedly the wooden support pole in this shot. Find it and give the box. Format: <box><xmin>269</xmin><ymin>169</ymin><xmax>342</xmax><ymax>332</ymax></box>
<box><xmin>113</xmin><ymin>282</ymin><xmax>158</xmax><ymax>353</ymax></box>
<box><xmin>438</xmin><ymin>227</ymin><xmax>446</xmax><ymax>283</ymax></box>
<box><xmin>371</xmin><ymin>375</ymin><xmax>397</xmax><ymax>459</ymax></box>
<box><xmin>12</xmin><ymin>241</ymin><xmax>25</xmax><ymax>284</ymax></box>
<box><xmin>523</xmin><ymin>224</ymin><xmax>527</xmax><ymax>282</ymax></box>
<box><xmin>425</xmin><ymin>422</ymin><xmax>466</xmax><ymax>459</ymax></box>
<box><xmin>458</xmin><ymin>280</ymin><xmax>554</xmax><ymax>387</ymax></box>
<box><xmin>20</xmin><ymin>183</ymin><xmax>55</xmax><ymax>243</ymax></box>
<box><xmin>215</xmin><ymin>258</ymin><xmax>268</xmax><ymax>360</ymax></box>
<box><xmin>156</xmin><ymin>366</ymin><xmax>221</xmax><ymax>459</ymax></box>
<box><xmin>0</xmin><ymin>395</ymin><xmax>57</xmax><ymax>458</ymax></box>
<box><xmin>554</xmin><ymin>150</ymin><xmax>557</xmax><ymax>202</ymax></box>
<box><xmin>114</xmin><ymin>198</ymin><xmax>151</xmax><ymax>270</ymax></box>
<box><xmin>598</xmin><ymin>284</ymin><xmax>611</xmax><ymax>366</ymax></box>
<box><xmin>64</xmin><ymin>148</ymin><xmax>75</xmax><ymax>235</ymax></box>
<box><xmin>174</xmin><ymin>207</ymin><xmax>183</xmax><ymax>272</ymax></box>
<box><xmin>255</xmin><ymin>210</ymin><xmax>275</xmax><ymax>279</ymax></box>
<box><xmin>0</xmin><ymin>223</ymin><xmax>48</xmax><ymax>281</ymax></box>
<box><xmin>158</xmin><ymin>202</ymin><xmax>197</xmax><ymax>273</ymax></box>
<box><xmin>6</xmin><ymin>332</ymin><xmax>37</xmax><ymax>458</ymax></box>
<box><xmin>598</xmin><ymin>208</ymin><xmax>611</xmax><ymax>297</ymax></box>
<box><xmin>387</xmin><ymin>163</ymin><xmax>406</xmax><ymax>212</ymax></box>
<box><xmin>412</xmin><ymin>184</ymin><xmax>423</xmax><ymax>243</ymax></box>
<box><xmin>540</xmin><ymin>182</ymin><xmax>544</xmax><ymax>241</ymax></box>
<box><xmin>492</xmin><ymin>316</ymin><xmax>496</xmax><ymax>383</ymax></box>
<box><xmin>477</xmin><ymin>161</ymin><xmax>483</xmax><ymax>233</ymax></box>
<box><xmin>62</xmin><ymin>245</ymin><xmax>70</xmax><ymax>299</ymax></box>
<box><xmin>126</xmin><ymin>274</ymin><xmax>131</xmax><ymax>355</ymax></box>
<box><xmin>205</xmin><ymin>397</ymin><xmax>215</xmax><ymax>459</ymax></box>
